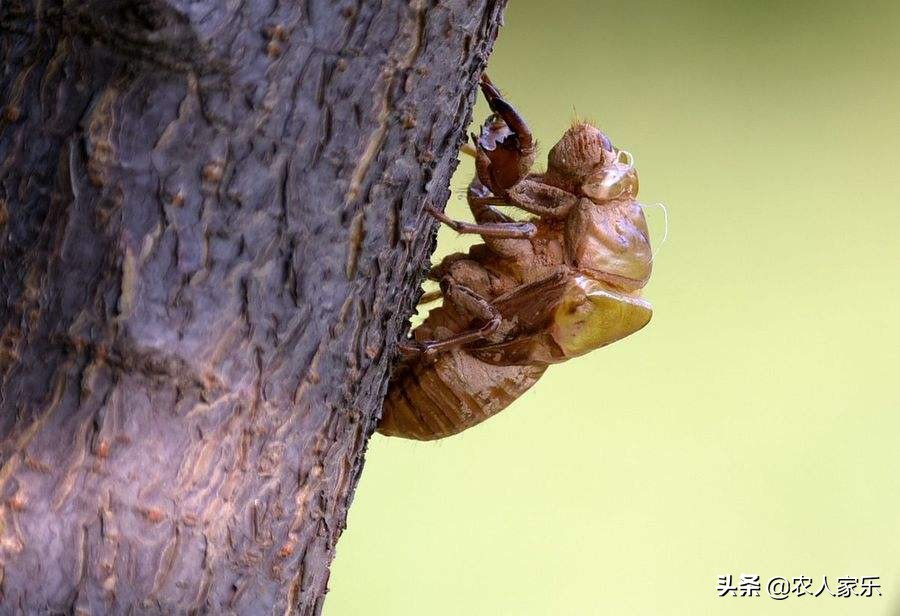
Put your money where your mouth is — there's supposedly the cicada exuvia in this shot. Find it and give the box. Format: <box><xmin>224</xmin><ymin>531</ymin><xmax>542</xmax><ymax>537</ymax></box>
<box><xmin>380</xmin><ymin>76</ymin><xmax>654</xmax><ymax>440</ymax></box>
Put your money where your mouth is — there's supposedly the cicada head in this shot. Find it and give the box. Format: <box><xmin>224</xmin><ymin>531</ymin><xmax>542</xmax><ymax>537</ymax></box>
<box><xmin>547</xmin><ymin>122</ymin><xmax>610</xmax><ymax>179</ymax></box>
<box><xmin>546</xmin><ymin>122</ymin><xmax>639</xmax><ymax>202</ymax></box>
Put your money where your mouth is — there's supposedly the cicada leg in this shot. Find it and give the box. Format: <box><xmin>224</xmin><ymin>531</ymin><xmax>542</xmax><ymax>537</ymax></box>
<box><xmin>426</xmin><ymin>205</ymin><xmax>535</xmax><ymax>239</ymax></box>
<box><xmin>465</xmin><ymin>180</ymin><xmax>579</xmax><ymax>221</ymax></box>
<box><xmin>503</xmin><ymin>179</ymin><xmax>580</xmax><ymax>219</ymax></box>
<box><xmin>462</xmin><ymin>181</ymin><xmax>536</xmax><ymax>261</ymax></box>
<box><xmin>473</xmin><ymin>75</ymin><xmax>536</xmax><ymax>193</ymax></box>
<box><xmin>398</xmin><ymin>278</ymin><xmax>501</xmax><ymax>360</ymax></box>
<box><xmin>465</xmin><ymin>179</ymin><xmax>512</xmax><ymax>223</ymax></box>
<box><xmin>479</xmin><ymin>74</ymin><xmax>535</xmax><ymax>156</ymax></box>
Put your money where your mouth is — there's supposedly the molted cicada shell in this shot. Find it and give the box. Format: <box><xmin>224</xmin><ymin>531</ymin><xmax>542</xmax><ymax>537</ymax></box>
<box><xmin>379</xmin><ymin>76</ymin><xmax>654</xmax><ymax>440</ymax></box>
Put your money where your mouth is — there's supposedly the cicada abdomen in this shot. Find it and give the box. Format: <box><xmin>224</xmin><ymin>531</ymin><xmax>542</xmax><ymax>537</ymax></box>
<box><xmin>379</xmin><ymin>351</ymin><xmax>546</xmax><ymax>441</ymax></box>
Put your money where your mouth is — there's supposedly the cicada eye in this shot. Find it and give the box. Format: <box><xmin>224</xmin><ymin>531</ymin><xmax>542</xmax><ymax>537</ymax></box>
<box><xmin>580</xmin><ymin>149</ymin><xmax>638</xmax><ymax>202</ymax></box>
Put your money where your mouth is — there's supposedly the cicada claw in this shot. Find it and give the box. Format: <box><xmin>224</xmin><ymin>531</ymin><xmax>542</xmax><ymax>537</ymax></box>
<box><xmin>472</xmin><ymin>74</ymin><xmax>536</xmax><ymax>193</ymax></box>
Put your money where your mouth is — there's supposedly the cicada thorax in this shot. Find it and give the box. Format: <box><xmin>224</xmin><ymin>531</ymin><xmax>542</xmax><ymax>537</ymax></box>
<box><xmin>565</xmin><ymin>197</ymin><xmax>653</xmax><ymax>293</ymax></box>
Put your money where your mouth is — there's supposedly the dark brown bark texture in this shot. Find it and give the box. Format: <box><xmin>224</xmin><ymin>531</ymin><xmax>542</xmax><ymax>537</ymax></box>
<box><xmin>0</xmin><ymin>0</ymin><xmax>506</xmax><ymax>613</ymax></box>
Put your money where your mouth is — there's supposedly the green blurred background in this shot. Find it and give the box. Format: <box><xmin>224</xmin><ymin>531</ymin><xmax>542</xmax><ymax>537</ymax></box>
<box><xmin>328</xmin><ymin>1</ymin><xmax>900</xmax><ymax>614</ymax></box>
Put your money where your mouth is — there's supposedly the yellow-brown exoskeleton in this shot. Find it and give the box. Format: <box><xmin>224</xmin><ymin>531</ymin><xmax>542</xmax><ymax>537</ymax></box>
<box><xmin>379</xmin><ymin>76</ymin><xmax>654</xmax><ymax>440</ymax></box>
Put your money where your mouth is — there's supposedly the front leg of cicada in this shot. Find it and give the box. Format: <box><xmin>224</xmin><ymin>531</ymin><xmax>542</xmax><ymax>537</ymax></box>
<box><xmin>473</xmin><ymin>75</ymin><xmax>537</xmax><ymax>194</ymax></box>
<box><xmin>424</xmin><ymin>79</ymin><xmax>547</xmax><ymax>240</ymax></box>
<box><xmin>470</xmin><ymin>78</ymin><xmax>583</xmax><ymax>221</ymax></box>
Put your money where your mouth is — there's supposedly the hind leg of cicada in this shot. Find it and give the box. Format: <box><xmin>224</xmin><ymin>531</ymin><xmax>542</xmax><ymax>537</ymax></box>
<box><xmin>398</xmin><ymin>278</ymin><xmax>501</xmax><ymax>360</ymax></box>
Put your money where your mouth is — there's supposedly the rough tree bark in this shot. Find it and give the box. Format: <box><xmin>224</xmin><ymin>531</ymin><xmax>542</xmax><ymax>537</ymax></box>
<box><xmin>0</xmin><ymin>0</ymin><xmax>506</xmax><ymax>613</ymax></box>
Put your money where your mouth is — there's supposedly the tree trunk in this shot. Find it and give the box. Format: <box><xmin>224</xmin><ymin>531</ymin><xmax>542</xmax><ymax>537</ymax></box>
<box><xmin>0</xmin><ymin>0</ymin><xmax>506</xmax><ymax>612</ymax></box>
